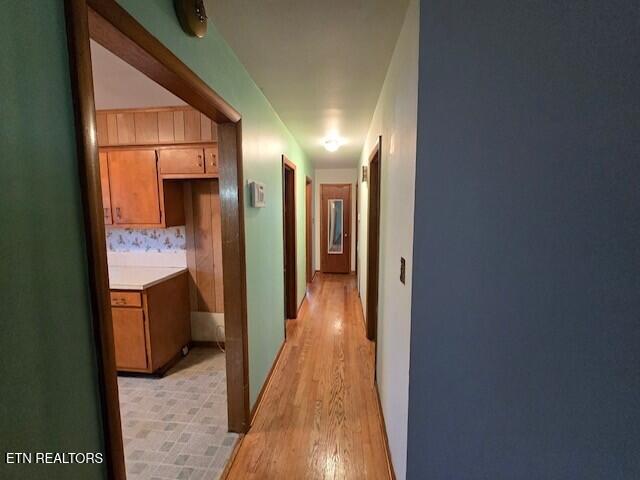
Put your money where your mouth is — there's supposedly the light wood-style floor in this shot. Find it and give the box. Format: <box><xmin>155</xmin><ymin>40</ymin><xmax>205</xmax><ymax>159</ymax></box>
<box><xmin>226</xmin><ymin>273</ymin><xmax>391</xmax><ymax>480</ymax></box>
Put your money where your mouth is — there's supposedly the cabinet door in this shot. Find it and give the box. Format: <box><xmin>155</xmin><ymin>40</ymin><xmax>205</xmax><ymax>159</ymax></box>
<box><xmin>108</xmin><ymin>150</ymin><xmax>161</xmax><ymax>225</ymax></box>
<box><xmin>158</xmin><ymin>148</ymin><xmax>205</xmax><ymax>174</ymax></box>
<box><xmin>112</xmin><ymin>307</ymin><xmax>148</xmax><ymax>370</ymax></box>
<box><xmin>204</xmin><ymin>146</ymin><xmax>219</xmax><ymax>174</ymax></box>
<box><xmin>99</xmin><ymin>152</ymin><xmax>112</xmax><ymax>224</ymax></box>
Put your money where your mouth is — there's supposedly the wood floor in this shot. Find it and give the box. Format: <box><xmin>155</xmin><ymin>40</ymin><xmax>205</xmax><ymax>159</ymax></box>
<box><xmin>226</xmin><ymin>273</ymin><xmax>391</xmax><ymax>479</ymax></box>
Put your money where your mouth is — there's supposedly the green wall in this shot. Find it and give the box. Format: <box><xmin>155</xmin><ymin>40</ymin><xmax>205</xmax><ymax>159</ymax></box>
<box><xmin>0</xmin><ymin>2</ymin><xmax>105</xmax><ymax>479</ymax></box>
<box><xmin>1</xmin><ymin>1</ymin><xmax>311</xmax><ymax>477</ymax></box>
<box><xmin>116</xmin><ymin>0</ymin><xmax>313</xmax><ymax>406</ymax></box>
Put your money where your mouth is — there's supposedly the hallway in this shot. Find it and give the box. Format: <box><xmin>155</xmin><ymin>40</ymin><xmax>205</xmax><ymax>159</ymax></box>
<box><xmin>226</xmin><ymin>274</ymin><xmax>391</xmax><ymax>479</ymax></box>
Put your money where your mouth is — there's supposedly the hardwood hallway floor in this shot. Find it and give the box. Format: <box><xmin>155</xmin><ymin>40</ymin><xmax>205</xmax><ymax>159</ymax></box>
<box><xmin>225</xmin><ymin>273</ymin><xmax>391</xmax><ymax>479</ymax></box>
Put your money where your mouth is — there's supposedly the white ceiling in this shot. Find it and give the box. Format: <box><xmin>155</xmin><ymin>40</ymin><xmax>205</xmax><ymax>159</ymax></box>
<box><xmin>91</xmin><ymin>40</ymin><xmax>186</xmax><ymax>110</ymax></box>
<box><xmin>207</xmin><ymin>0</ymin><xmax>410</xmax><ymax>167</ymax></box>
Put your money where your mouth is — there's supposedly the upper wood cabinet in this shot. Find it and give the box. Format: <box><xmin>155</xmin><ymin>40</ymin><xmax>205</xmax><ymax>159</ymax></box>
<box><xmin>96</xmin><ymin>107</ymin><xmax>217</xmax><ymax>147</ymax></box>
<box><xmin>204</xmin><ymin>146</ymin><xmax>219</xmax><ymax>174</ymax></box>
<box><xmin>158</xmin><ymin>148</ymin><xmax>205</xmax><ymax>175</ymax></box>
<box><xmin>99</xmin><ymin>151</ymin><xmax>112</xmax><ymax>224</ymax></box>
<box><xmin>106</xmin><ymin>149</ymin><xmax>184</xmax><ymax>227</ymax></box>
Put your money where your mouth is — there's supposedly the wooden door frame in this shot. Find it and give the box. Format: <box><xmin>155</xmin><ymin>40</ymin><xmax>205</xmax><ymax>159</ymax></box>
<box><xmin>366</xmin><ymin>137</ymin><xmax>382</xmax><ymax>342</ymax></box>
<box><xmin>64</xmin><ymin>1</ymin><xmax>250</xmax><ymax>478</ymax></box>
<box><xmin>305</xmin><ymin>176</ymin><xmax>313</xmax><ymax>284</ymax></box>
<box><xmin>282</xmin><ymin>156</ymin><xmax>297</xmax><ymax>320</ymax></box>
<box><xmin>320</xmin><ymin>183</ymin><xmax>352</xmax><ymax>273</ymax></box>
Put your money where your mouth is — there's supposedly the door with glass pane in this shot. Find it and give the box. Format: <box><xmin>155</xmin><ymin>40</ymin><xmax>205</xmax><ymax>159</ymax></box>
<box><xmin>320</xmin><ymin>184</ymin><xmax>351</xmax><ymax>273</ymax></box>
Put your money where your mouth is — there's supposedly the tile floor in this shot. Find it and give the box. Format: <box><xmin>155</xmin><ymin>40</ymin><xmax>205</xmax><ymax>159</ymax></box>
<box><xmin>118</xmin><ymin>347</ymin><xmax>238</xmax><ymax>480</ymax></box>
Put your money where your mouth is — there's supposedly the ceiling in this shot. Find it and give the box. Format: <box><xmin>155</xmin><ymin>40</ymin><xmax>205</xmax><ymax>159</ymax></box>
<box><xmin>91</xmin><ymin>40</ymin><xmax>186</xmax><ymax>110</ymax></box>
<box><xmin>207</xmin><ymin>0</ymin><xmax>410</xmax><ymax>167</ymax></box>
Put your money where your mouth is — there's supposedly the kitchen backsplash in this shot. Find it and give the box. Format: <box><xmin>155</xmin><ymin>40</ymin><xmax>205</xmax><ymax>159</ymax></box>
<box><xmin>106</xmin><ymin>227</ymin><xmax>186</xmax><ymax>253</ymax></box>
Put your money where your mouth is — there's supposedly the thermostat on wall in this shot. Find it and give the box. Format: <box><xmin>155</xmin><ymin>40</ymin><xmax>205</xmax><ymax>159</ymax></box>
<box><xmin>248</xmin><ymin>180</ymin><xmax>266</xmax><ymax>208</ymax></box>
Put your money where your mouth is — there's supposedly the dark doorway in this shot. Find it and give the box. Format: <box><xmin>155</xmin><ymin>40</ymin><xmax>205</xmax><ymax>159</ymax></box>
<box><xmin>366</xmin><ymin>137</ymin><xmax>382</xmax><ymax>342</ymax></box>
<box><xmin>282</xmin><ymin>156</ymin><xmax>297</xmax><ymax>320</ymax></box>
<box><xmin>320</xmin><ymin>184</ymin><xmax>352</xmax><ymax>273</ymax></box>
<box><xmin>306</xmin><ymin>177</ymin><xmax>313</xmax><ymax>284</ymax></box>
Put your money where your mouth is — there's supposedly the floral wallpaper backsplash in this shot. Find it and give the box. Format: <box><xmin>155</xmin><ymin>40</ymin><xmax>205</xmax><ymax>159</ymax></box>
<box><xmin>106</xmin><ymin>227</ymin><xmax>186</xmax><ymax>253</ymax></box>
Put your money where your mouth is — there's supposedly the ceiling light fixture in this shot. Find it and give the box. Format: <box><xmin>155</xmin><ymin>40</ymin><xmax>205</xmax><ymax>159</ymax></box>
<box><xmin>323</xmin><ymin>136</ymin><xmax>343</xmax><ymax>153</ymax></box>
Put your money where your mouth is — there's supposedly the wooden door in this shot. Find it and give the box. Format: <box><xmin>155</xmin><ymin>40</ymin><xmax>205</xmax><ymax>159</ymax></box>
<box><xmin>99</xmin><ymin>152</ymin><xmax>112</xmax><ymax>224</ymax></box>
<box><xmin>158</xmin><ymin>148</ymin><xmax>205</xmax><ymax>174</ymax></box>
<box><xmin>306</xmin><ymin>178</ymin><xmax>313</xmax><ymax>283</ymax></box>
<box><xmin>282</xmin><ymin>157</ymin><xmax>297</xmax><ymax>320</ymax></box>
<box><xmin>321</xmin><ymin>184</ymin><xmax>351</xmax><ymax>273</ymax></box>
<box><xmin>108</xmin><ymin>149</ymin><xmax>161</xmax><ymax>225</ymax></box>
<box><xmin>366</xmin><ymin>137</ymin><xmax>382</xmax><ymax>342</ymax></box>
<box><xmin>112</xmin><ymin>307</ymin><xmax>148</xmax><ymax>370</ymax></box>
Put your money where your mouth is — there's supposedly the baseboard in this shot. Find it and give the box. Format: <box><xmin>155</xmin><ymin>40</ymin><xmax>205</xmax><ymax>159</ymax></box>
<box><xmin>297</xmin><ymin>292</ymin><xmax>308</xmax><ymax>317</ymax></box>
<box><xmin>191</xmin><ymin>340</ymin><xmax>225</xmax><ymax>349</ymax></box>
<box><xmin>219</xmin><ymin>433</ymin><xmax>244</xmax><ymax>480</ymax></box>
<box><xmin>250</xmin><ymin>339</ymin><xmax>286</xmax><ymax>424</ymax></box>
<box><xmin>375</xmin><ymin>382</ymin><xmax>396</xmax><ymax>480</ymax></box>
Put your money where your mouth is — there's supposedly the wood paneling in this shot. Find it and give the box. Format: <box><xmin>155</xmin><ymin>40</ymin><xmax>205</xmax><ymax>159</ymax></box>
<box><xmin>157</xmin><ymin>110</ymin><xmax>174</xmax><ymax>143</ymax></box>
<box><xmin>115</xmin><ymin>112</ymin><xmax>135</xmax><ymax>144</ymax></box>
<box><xmin>112</xmin><ymin>307</ymin><xmax>147</xmax><ymax>370</ymax></box>
<box><xmin>184</xmin><ymin>109</ymin><xmax>201</xmax><ymax>142</ymax></box>
<box><xmin>99</xmin><ymin>151</ymin><xmax>112</xmax><ymax>224</ymax></box>
<box><xmin>107</xmin><ymin>149</ymin><xmax>160</xmax><ymax>224</ymax></box>
<box><xmin>106</xmin><ymin>113</ymin><xmax>118</xmax><ymax>145</ymax></box>
<box><xmin>200</xmin><ymin>113</ymin><xmax>212</xmax><ymax>141</ymax></box>
<box><xmin>226</xmin><ymin>274</ymin><xmax>392</xmax><ymax>479</ymax></box>
<box><xmin>211</xmin><ymin>180</ymin><xmax>224</xmax><ymax>311</ymax></box>
<box><xmin>184</xmin><ymin>180</ymin><xmax>224</xmax><ymax>313</ymax></box>
<box><xmin>96</xmin><ymin>107</ymin><xmax>221</xmax><ymax>147</ymax></box>
<box><xmin>173</xmin><ymin>110</ymin><xmax>185</xmax><ymax>142</ymax></box>
<box><xmin>158</xmin><ymin>147</ymin><xmax>205</xmax><ymax>174</ymax></box>
<box><xmin>96</xmin><ymin>112</ymin><xmax>108</xmax><ymax>145</ymax></box>
<box><xmin>133</xmin><ymin>111</ymin><xmax>159</xmax><ymax>144</ymax></box>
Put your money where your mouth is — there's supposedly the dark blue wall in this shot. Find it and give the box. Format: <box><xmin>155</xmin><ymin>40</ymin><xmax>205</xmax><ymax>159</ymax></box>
<box><xmin>408</xmin><ymin>1</ymin><xmax>640</xmax><ymax>478</ymax></box>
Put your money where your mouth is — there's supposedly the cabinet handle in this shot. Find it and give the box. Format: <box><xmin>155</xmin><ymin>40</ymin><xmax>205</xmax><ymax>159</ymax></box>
<box><xmin>104</xmin><ymin>207</ymin><xmax>110</xmax><ymax>218</ymax></box>
<box><xmin>197</xmin><ymin>154</ymin><xmax>203</xmax><ymax>168</ymax></box>
<box><xmin>210</xmin><ymin>154</ymin><xmax>217</xmax><ymax>167</ymax></box>
<box><xmin>116</xmin><ymin>207</ymin><xmax>122</xmax><ymax>220</ymax></box>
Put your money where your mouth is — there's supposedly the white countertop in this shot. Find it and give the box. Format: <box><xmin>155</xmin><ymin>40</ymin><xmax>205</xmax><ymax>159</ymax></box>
<box><xmin>108</xmin><ymin>266</ymin><xmax>188</xmax><ymax>291</ymax></box>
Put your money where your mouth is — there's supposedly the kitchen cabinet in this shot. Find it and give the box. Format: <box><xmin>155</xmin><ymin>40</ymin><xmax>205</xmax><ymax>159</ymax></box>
<box><xmin>108</xmin><ymin>149</ymin><xmax>161</xmax><ymax>225</ymax></box>
<box><xmin>204</xmin><ymin>146</ymin><xmax>219</xmax><ymax>174</ymax></box>
<box><xmin>105</xmin><ymin>149</ymin><xmax>185</xmax><ymax>227</ymax></box>
<box><xmin>112</xmin><ymin>307</ymin><xmax>148</xmax><ymax>370</ymax></box>
<box><xmin>99</xmin><ymin>151</ymin><xmax>112</xmax><ymax>224</ymax></box>
<box><xmin>158</xmin><ymin>148</ymin><xmax>205</xmax><ymax>175</ymax></box>
<box><xmin>110</xmin><ymin>271</ymin><xmax>190</xmax><ymax>374</ymax></box>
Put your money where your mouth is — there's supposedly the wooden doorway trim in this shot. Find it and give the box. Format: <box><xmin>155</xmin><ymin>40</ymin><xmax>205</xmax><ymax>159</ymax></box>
<box><xmin>64</xmin><ymin>1</ymin><xmax>250</xmax><ymax>478</ymax></box>
<box><xmin>305</xmin><ymin>177</ymin><xmax>313</xmax><ymax>284</ymax></box>
<box><xmin>366</xmin><ymin>137</ymin><xmax>382</xmax><ymax>342</ymax></box>
<box><xmin>282</xmin><ymin>156</ymin><xmax>297</xmax><ymax>320</ymax></box>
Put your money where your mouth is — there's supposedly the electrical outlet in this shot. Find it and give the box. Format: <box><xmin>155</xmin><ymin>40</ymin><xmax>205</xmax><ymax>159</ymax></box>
<box><xmin>400</xmin><ymin>257</ymin><xmax>406</xmax><ymax>284</ymax></box>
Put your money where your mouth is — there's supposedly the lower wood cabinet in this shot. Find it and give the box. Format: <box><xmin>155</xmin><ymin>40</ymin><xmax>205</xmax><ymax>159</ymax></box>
<box><xmin>112</xmin><ymin>307</ymin><xmax>148</xmax><ymax>370</ymax></box>
<box><xmin>111</xmin><ymin>272</ymin><xmax>190</xmax><ymax>374</ymax></box>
